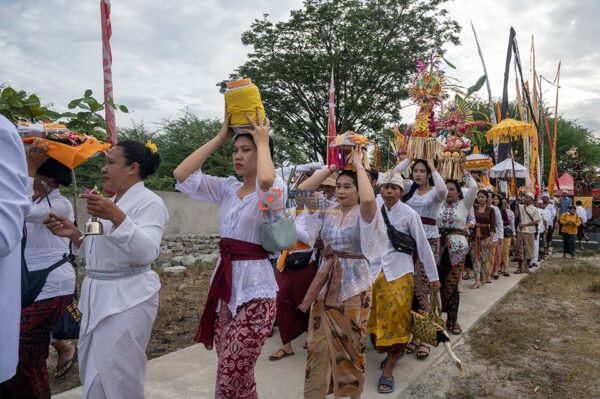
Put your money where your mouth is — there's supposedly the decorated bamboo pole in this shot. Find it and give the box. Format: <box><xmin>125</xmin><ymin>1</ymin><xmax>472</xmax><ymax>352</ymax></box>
<box><xmin>471</xmin><ymin>22</ymin><xmax>497</xmax><ymax>125</ymax></box>
<box><xmin>547</xmin><ymin>62</ymin><xmax>561</xmax><ymax>197</ymax></box>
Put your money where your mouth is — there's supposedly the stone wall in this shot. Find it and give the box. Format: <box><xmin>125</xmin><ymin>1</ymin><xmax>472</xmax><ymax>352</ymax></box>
<box><xmin>156</xmin><ymin>234</ymin><xmax>220</xmax><ymax>272</ymax></box>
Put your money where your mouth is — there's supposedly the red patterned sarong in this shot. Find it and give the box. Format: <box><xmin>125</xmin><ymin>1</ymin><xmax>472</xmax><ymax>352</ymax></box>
<box><xmin>0</xmin><ymin>295</ymin><xmax>71</xmax><ymax>398</ymax></box>
<box><xmin>214</xmin><ymin>298</ymin><xmax>276</xmax><ymax>399</ymax></box>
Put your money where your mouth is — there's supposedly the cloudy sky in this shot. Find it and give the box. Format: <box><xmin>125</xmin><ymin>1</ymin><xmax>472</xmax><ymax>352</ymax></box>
<box><xmin>1</xmin><ymin>0</ymin><xmax>598</xmax><ymax>134</ymax></box>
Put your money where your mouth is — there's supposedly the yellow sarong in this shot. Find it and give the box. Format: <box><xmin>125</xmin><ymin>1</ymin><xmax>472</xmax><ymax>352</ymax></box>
<box><xmin>367</xmin><ymin>271</ymin><xmax>413</xmax><ymax>347</ymax></box>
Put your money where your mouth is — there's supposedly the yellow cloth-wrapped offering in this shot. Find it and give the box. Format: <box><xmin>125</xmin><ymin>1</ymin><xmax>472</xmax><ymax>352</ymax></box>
<box><xmin>224</xmin><ymin>78</ymin><xmax>266</xmax><ymax>127</ymax></box>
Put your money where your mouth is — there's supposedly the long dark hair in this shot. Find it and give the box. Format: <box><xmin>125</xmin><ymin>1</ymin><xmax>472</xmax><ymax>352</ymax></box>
<box><xmin>116</xmin><ymin>140</ymin><xmax>160</xmax><ymax>179</ymax></box>
<box><xmin>402</xmin><ymin>159</ymin><xmax>435</xmax><ymax>203</ymax></box>
<box><xmin>233</xmin><ymin>133</ymin><xmax>275</xmax><ymax>159</ymax></box>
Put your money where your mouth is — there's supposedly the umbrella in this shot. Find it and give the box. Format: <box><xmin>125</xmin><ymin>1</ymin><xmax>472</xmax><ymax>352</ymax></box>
<box><xmin>485</xmin><ymin>118</ymin><xmax>536</xmax><ymax>144</ymax></box>
<box><xmin>490</xmin><ymin>158</ymin><xmax>529</xmax><ymax>179</ymax></box>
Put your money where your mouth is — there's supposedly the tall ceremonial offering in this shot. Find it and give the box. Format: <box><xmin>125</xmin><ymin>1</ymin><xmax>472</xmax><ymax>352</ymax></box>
<box><xmin>101</xmin><ymin>0</ymin><xmax>117</xmax><ymax>144</ymax></box>
<box><xmin>406</xmin><ymin>58</ymin><xmax>445</xmax><ymax>161</ymax></box>
<box><xmin>330</xmin><ymin>131</ymin><xmax>370</xmax><ymax>171</ymax></box>
<box><xmin>437</xmin><ymin>102</ymin><xmax>484</xmax><ymax>181</ymax></box>
<box><xmin>224</xmin><ymin>78</ymin><xmax>266</xmax><ymax>135</ymax></box>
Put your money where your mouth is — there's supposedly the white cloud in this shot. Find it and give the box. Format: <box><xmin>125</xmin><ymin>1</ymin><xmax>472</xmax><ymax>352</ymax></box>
<box><xmin>1</xmin><ymin>0</ymin><xmax>598</xmax><ymax>135</ymax></box>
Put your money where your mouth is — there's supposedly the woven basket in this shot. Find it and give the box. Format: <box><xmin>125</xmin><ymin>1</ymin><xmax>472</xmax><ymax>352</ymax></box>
<box><xmin>411</xmin><ymin>288</ymin><xmax>445</xmax><ymax>346</ymax></box>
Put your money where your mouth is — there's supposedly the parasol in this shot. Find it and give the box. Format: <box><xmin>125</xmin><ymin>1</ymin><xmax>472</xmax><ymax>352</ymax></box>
<box><xmin>489</xmin><ymin>158</ymin><xmax>528</xmax><ymax>179</ymax></box>
<box><xmin>485</xmin><ymin>118</ymin><xmax>536</xmax><ymax>144</ymax></box>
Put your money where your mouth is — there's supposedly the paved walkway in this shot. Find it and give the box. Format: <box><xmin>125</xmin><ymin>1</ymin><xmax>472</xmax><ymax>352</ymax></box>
<box><xmin>55</xmin><ymin>264</ymin><xmax>530</xmax><ymax>399</ymax></box>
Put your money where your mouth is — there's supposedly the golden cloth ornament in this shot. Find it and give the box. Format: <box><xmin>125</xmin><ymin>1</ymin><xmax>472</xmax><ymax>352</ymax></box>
<box><xmin>224</xmin><ymin>78</ymin><xmax>266</xmax><ymax>129</ymax></box>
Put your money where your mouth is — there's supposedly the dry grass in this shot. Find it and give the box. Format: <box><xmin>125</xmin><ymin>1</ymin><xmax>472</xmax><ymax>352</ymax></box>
<box><xmin>448</xmin><ymin>259</ymin><xmax>600</xmax><ymax>399</ymax></box>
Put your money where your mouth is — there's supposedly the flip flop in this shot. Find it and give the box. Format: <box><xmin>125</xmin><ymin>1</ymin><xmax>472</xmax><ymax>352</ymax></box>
<box><xmin>55</xmin><ymin>347</ymin><xmax>77</xmax><ymax>379</ymax></box>
<box><xmin>416</xmin><ymin>345</ymin><xmax>430</xmax><ymax>360</ymax></box>
<box><xmin>268</xmin><ymin>348</ymin><xmax>294</xmax><ymax>361</ymax></box>
<box><xmin>451</xmin><ymin>323</ymin><xmax>463</xmax><ymax>335</ymax></box>
<box><xmin>377</xmin><ymin>375</ymin><xmax>395</xmax><ymax>394</ymax></box>
<box><xmin>405</xmin><ymin>342</ymin><xmax>417</xmax><ymax>354</ymax></box>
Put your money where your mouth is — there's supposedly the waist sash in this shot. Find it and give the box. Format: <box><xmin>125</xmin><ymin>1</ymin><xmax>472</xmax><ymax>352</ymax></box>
<box><xmin>86</xmin><ymin>265</ymin><xmax>150</xmax><ymax>280</ymax></box>
<box><xmin>298</xmin><ymin>246</ymin><xmax>366</xmax><ymax>311</ymax></box>
<box><xmin>196</xmin><ymin>237</ymin><xmax>269</xmax><ymax>349</ymax></box>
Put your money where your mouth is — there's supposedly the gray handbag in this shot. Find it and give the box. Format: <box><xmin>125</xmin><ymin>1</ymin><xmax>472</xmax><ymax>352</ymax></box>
<box><xmin>260</xmin><ymin>210</ymin><xmax>297</xmax><ymax>253</ymax></box>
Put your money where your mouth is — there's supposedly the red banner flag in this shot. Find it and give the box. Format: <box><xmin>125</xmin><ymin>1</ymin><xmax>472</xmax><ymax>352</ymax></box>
<box><xmin>327</xmin><ymin>69</ymin><xmax>336</xmax><ymax>165</ymax></box>
<box><xmin>101</xmin><ymin>0</ymin><xmax>117</xmax><ymax>144</ymax></box>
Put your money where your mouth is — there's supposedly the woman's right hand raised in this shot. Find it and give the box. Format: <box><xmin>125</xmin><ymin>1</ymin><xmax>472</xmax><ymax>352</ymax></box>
<box><xmin>217</xmin><ymin>112</ymin><xmax>232</xmax><ymax>143</ymax></box>
<box><xmin>44</xmin><ymin>212</ymin><xmax>80</xmax><ymax>240</ymax></box>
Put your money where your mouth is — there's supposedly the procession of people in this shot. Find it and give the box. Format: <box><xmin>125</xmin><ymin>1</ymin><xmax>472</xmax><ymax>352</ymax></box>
<box><xmin>1</xmin><ymin>98</ymin><xmax>586</xmax><ymax>399</ymax></box>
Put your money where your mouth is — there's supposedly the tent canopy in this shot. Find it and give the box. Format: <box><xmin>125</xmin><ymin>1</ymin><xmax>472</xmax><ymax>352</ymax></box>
<box><xmin>556</xmin><ymin>172</ymin><xmax>574</xmax><ymax>195</ymax></box>
<box><xmin>489</xmin><ymin>158</ymin><xmax>528</xmax><ymax>179</ymax></box>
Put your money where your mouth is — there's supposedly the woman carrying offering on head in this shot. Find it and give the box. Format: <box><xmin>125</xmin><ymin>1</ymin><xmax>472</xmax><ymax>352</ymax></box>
<box><xmin>174</xmin><ymin>109</ymin><xmax>283</xmax><ymax>399</ymax></box>
<box><xmin>44</xmin><ymin>140</ymin><xmax>168</xmax><ymax>398</ymax></box>
<box><xmin>436</xmin><ymin>172</ymin><xmax>478</xmax><ymax>335</ymax></box>
<box><xmin>297</xmin><ymin>149</ymin><xmax>385</xmax><ymax>399</ymax></box>
<box><xmin>393</xmin><ymin>157</ymin><xmax>447</xmax><ymax>359</ymax></box>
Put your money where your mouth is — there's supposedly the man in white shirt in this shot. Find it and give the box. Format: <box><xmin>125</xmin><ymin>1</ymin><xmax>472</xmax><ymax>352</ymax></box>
<box><xmin>532</xmin><ymin>201</ymin><xmax>549</xmax><ymax>267</ymax></box>
<box><xmin>517</xmin><ymin>192</ymin><xmax>541</xmax><ymax>273</ymax></box>
<box><xmin>368</xmin><ymin>170</ymin><xmax>439</xmax><ymax>394</ymax></box>
<box><xmin>541</xmin><ymin>193</ymin><xmax>557</xmax><ymax>255</ymax></box>
<box><xmin>0</xmin><ymin>115</ymin><xmax>29</xmax><ymax>384</ymax></box>
<box><xmin>575</xmin><ymin>200</ymin><xmax>589</xmax><ymax>249</ymax></box>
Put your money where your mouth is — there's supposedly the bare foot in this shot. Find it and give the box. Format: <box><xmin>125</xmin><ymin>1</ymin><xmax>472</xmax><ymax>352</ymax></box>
<box><xmin>471</xmin><ymin>280</ymin><xmax>482</xmax><ymax>289</ymax></box>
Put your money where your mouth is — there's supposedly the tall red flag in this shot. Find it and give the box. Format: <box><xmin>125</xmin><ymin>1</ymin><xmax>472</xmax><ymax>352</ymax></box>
<box><xmin>101</xmin><ymin>0</ymin><xmax>117</xmax><ymax>144</ymax></box>
<box><xmin>327</xmin><ymin>69</ymin><xmax>336</xmax><ymax>165</ymax></box>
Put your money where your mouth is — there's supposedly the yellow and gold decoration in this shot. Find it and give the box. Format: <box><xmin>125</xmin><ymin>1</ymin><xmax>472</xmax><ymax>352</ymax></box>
<box><xmin>330</xmin><ymin>131</ymin><xmax>370</xmax><ymax>171</ymax></box>
<box><xmin>224</xmin><ymin>78</ymin><xmax>266</xmax><ymax>132</ymax></box>
<box><xmin>485</xmin><ymin>118</ymin><xmax>536</xmax><ymax>144</ymax></box>
<box><xmin>406</xmin><ymin>58</ymin><xmax>447</xmax><ymax>161</ymax></box>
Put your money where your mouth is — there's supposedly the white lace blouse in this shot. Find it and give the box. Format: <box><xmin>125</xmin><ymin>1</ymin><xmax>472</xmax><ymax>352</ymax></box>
<box><xmin>319</xmin><ymin>203</ymin><xmax>386</xmax><ymax>303</ymax></box>
<box><xmin>394</xmin><ymin>159</ymin><xmax>448</xmax><ymax>239</ymax></box>
<box><xmin>176</xmin><ymin>170</ymin><xmax>286</xmax><ymax>315</ymax></box>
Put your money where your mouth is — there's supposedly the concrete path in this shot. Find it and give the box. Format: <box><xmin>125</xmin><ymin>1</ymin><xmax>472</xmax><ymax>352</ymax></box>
<box><xmin>54</xmin><ymin>266</ymin><xmax>529</xmax><ymax>399</ymax></box>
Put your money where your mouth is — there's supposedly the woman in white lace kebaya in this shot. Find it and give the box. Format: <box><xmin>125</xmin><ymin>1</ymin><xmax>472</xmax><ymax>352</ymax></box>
<box><xmin>297</xmin><ymin>152</ymin><xmax>386</xmax><ymax>399</ymax></box>
<box><xmin>394</xmin><ymin>158</ymin><xmax>447</xmax><ymax>358</ymax></box>
<box><xmin>174</xmin><ymin>110</ymin><xmax>282</xmax><ymax>399</ymax></box>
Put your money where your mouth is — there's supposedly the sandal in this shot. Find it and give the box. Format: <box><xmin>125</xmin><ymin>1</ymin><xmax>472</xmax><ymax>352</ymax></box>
<box><xmin>492</xmin><ymin>274</ymin><xmax>499</xmax><ymax>280</ymax></box>
<box><xmin>462</xmin><ymin>274</ymin><xmax>470</xmax><ymax>280</ymax></box>
<box><xmin>268</xmin><ymin>348</ymin><xmax>294</xmax><ymax>361</ymax></box>
<box><xmin>405</xmin><ymin>342</ymin><xmax>417</xmax><ymax>354</ymax></box>
<box><xmin>503</xmin><ymin>272</ymin><xmax>510</xmax><ymax>277</ymax></box>
<box><xmin>470</xmin><ymin>281</ymin><xmax>482</xmax><ymax>289</ymax></box>
<box><xmin>451</xmin><ymin>322</ymin><xmax>463</xmax><ymax>335</ymax></box>
<box><xmin>416</xmin><ymin>344</ymin><xmax>430</xmax><ymax>359</ymax></box>
<box><xmin>377</xmin><ymin>375</ymin><xmax>395</xmax><ymax>394</ymax></box>
<box><xmin>303</xmin><ymin>342</ymin><xmax>308</xmax><ymax>350</ymax></box>
<box><xmin>55</xmin><ymin>347</ymin><xmax>77</xmax><ymax>379</ymax></box>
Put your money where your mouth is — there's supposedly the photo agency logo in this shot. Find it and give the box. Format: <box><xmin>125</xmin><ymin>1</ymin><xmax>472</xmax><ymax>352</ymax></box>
<box><xmin>258</xmin><ymin>189</ymin><xmax>338</xmax><ymax>212</ymax></box>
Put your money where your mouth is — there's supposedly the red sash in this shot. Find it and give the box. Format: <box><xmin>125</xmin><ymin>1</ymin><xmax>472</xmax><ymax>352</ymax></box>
<box><xmin>195</xmin><ymin>238</ymin><xmax>269</xmax><ymax>349</ymax></box>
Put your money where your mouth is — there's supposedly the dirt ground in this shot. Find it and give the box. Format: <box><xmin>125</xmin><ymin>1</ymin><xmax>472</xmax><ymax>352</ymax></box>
<box><xmin>49</xmin><ymin>263</ymin><xmax>212</xmax><ymax>395</ymax></box>
<box><xmin>403</xmin><ymin>255</ymin><xmax>600</xmax><ymax>399</ymax></box>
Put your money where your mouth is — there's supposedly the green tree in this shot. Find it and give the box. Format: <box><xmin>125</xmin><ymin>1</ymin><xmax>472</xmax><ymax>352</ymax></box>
<box><xmin>225</xmin><ymin>0</ymin><xmax>460</xmax><ymax>163</ymax></box>
<box><xmin>152</xmin><ymin>112</ymin><xmax>236</xmax><ymax>190</ymax></box>
<box><xmin>0</xmin><ymin>86</ymin><xmax>61</xmax><ymax>122</ymax></box>
<box><xmin>542</xmin><ymin>117</ymin><xmax>600</xmax><ymax>180</ymax></box>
